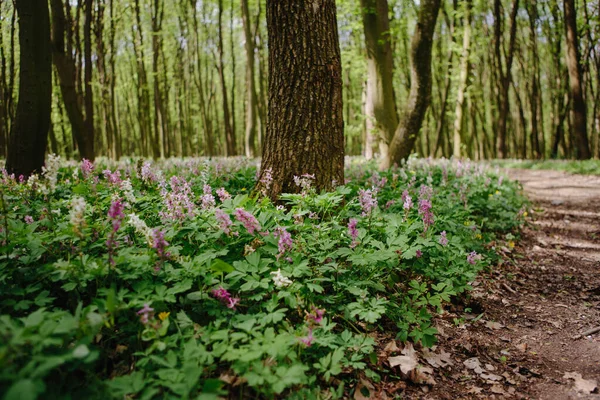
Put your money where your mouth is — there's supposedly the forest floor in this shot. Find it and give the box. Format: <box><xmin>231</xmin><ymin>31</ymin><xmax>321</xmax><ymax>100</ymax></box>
<box><xmin>396</xmin><ymin>169</ymin><xmax>600</xmax><ymax>400</ymax></box>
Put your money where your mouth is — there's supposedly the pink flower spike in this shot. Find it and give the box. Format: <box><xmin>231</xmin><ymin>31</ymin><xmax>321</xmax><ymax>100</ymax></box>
<box><xmin>137</xmin><ymin>303</ymin><xmax>154</xmax><ymax>315</ymax></box>
<box><xmin>300</xmin><ymin>329</ymin><xmax>314</xmax><ymax>347</ymax></box>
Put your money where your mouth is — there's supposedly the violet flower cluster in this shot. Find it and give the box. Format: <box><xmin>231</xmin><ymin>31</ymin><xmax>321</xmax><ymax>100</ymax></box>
<box><xmin>160</xmin><ymin>176</ymin><xmax>195</xmax><ymax>222</ymax></box>
<box><xmin>273</xmin><ymin>227</ymin><xmax>293</xmax><ymax>259</ymax></box>
<box><xmin>358</xmin><ymin>188</ymin><xmax>377</xmax><ymax>217</ymax></box>
<box><xmin>214</xmin><ymin>209</ymin><xmax>234</xmax><ymax>235</ymax></box>
<box><xmin>300</xmin><ymin>306</ymin><xmax>326</xmax><ymax>347</ymax></box>
<box><xmin>211</xmin><ymin>287</ymin><xmax>239</xmax><ymax>309</ymax></box>
<box><xmin>234</xmin><ymin>208</ymin><xmax>260</xmax><ymax>234</ymax></box>
<box><xmin>348</xmin><ymin>218</ymin><xmax>359</xmax><ymax>248</ymax></box>
<box><xmin>106</xmin><ymin>198</ymin><xmax>125</xmax><ymax>266</ymax></box>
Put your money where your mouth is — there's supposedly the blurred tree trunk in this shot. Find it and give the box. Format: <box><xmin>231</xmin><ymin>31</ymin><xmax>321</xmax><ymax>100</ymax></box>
<box><xmin>452</xmin><ymin>0</ymin><xmax>471</xmax><ymax>158</ymax></box>
<box><xmin>383</xmin><ymin>0</ymin><xmax>441</xmax><ymax>169</ymax></box>
<box><xmin>50</xmin><ymin>0</ymin><xmax>95</xmax><ymax>160</ymax></box>
<box><xmin>257</xmin><ymin>0</ymin><xmax>344</xmax><ymax>200</ymax></box>
<box><xmin>241</xmin><ymin>0</ymin><xmax>258</xmax><ymax>157</ymax></box>
<box><xmin>494</xmin><ymin>0</ymin><xmax>519</xmax><ymax>159</ymax></box>
<box><xmin>6</xmin><ymin>0</ymin><xmax>52</xmax><ymax>176</ymax></box>
<box><xmin>360</xmin><ymin>0</ymin><xmax>398</xmax><ymax>160</ymax></box>
<box><xmin>563</xmin><ymin>0</ymin><xmax>591</xmax><ymax>159</ymax></box>
<box><xmin>217</xmin><ymin>0</ymin><xmax>236</xmax><ymax>156</ymax></box>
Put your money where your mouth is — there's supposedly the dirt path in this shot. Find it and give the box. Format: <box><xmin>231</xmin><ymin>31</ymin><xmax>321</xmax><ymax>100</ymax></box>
<box><xmin>400</xmin><ymin>169</ymin><xmax>600</xmax><ymax>399</ymax></box>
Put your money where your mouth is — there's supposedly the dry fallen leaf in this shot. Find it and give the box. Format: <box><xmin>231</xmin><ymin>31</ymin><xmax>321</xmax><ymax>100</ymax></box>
<box><xmin>422</xmin><ymin>349</ymin><xmax>454</xmax><ymax>369</ymax></box>
<box><xmin>354</xmin><ymin>378</ymin><xmax>376</xmax><ymax>400</ymax></box>
<box><xmin>485</xmin><ymin>320</ymin><xmax>504</xmax><ymax>330</ymax></box>
<box><xmin>515</xmin><ymin>343</ymin><xmax>528</xmax><ymax>352</ymax></box>
<box><xmin>383</xmin><ymin>340</ymin><xmax>400</xmax><ymax>353</ymax></box>
<box><xmin>491</xmin><ymin>384</ymin><xmax>508</xmax><ymax>395</ymax></box>
<box><xmin>410</xmin><ymin>366</ymin><xmax>436</xmax><ymax>386</ymax></box>
<box><xmin>463</xmin><ymin>357</ymin><xmax>485</xmax><ymax>374</ymax></box>
<box><xmin>388</xmin><ymin>343</ymin><xmax>418</xmax><ymax>374</ymax></box>
<box><xmin>563</xmin><ymin>372</ymin><xmax>598</xmax><ymax>394</ymax></box>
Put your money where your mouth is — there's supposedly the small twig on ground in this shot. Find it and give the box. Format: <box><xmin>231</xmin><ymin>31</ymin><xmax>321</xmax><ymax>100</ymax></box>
<box><xmin>572</xmin><ymin>326</ymin><xmax>600</xmax><ymax>340</ymax></box>
<box><xmin>502</xmin><ymin>283</ymin><xmax>517</xmax><ymax>294</ymax></box>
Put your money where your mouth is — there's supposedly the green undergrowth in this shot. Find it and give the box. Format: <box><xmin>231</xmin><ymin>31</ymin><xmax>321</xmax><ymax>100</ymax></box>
<box><xmin>490</xmin><ymin>159</ymin><xmax>600</xmax><ymax>175</ymax></box>
<box><xmin>0</xmin><ymin>157</ymin><xmax>526</xmax><ymax>399</ymax></box>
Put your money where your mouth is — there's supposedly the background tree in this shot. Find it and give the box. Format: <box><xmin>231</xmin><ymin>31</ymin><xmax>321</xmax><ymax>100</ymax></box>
<box><xmin>360</xmin><ymin>0</ymin><xmax>398</xmax><ymax>160</ymax></box>
<box><xmin>256</xmin><ymin>0</ymin><xmax>344</xmax><ymax>199</ymax></box>
<box><xmin>6</xmin><ymin>0</ymin><xmax>52</xmax><ymax>176</ymax></box>
<box><xmin>383</xmin><ymin>0</ymin><xmax>441</xmax><ymax>168</ymax></box>
<box><xmin>563</xmin><ymin>0</ymin><xmax>591</xmax><ymax>159</ymax></box>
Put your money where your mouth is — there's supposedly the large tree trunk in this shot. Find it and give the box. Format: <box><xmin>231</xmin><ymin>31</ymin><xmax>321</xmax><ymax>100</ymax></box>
<box><xmin>382</xmin><ymin>0</ymin><xmax>441</xmax><ymax>169</ymax></box>
<box><xmin>360</xmin><ymin>0</ymin><xmax>398</xmax><ymax>160</ymax></box>
<box><xmin>452</xmin><ymin>0</ymin><xmax>471</xmax><ymax>158</ymax></box>
<box><xmin>6</xmin><ymin>0</ymin><xmax>52</xmax><ymax>176</ymax></box>
<box><xmin>257</xmin><ymin>0</ymin><xmax>344</xmax><ymax>200</ymax></box>
<box><xmin>563</xmin><ymin>0</ymin><xmax>591</xmax><ymax>159</ymax></box>
<box><xmin>241</xmin><ymin>0</ymin><xmax>258</xmax><ymax>157</ymax></box>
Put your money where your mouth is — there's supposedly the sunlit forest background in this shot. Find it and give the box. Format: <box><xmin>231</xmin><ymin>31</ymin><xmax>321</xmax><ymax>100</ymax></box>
<box><xmin>0</xmin><ymin>0</ymin><xmax>598</xmax><ymax>160</ymax></box>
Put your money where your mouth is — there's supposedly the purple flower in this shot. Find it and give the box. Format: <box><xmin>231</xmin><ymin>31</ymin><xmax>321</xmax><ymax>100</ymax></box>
<box><xmin>151</xmin><ymin>229</ymin><xmax>169</xmax><ymax>258</ymax></box>
<box><xmin>107</xmin><ymin>198</ymin><xmax>125</xmax><ymax>232</ymax></box>
<box><xmin>214</xmin><ymin>209</ymin><xmax>233</xmax><ymax>235</ymax></box>
<box><xmin>418</xmin><ymin>199</ymin><xmax>434</xmax><ymax>232</ymax></box>
<box><xmin>216</xmin><ymin>187</ymin><xmax>231</xmax><ymax>201</ymax></box>
<box><xmin>200</xmin><ymin>184</ymin><xmax>216</xmax><ymax>210</ymax></box>
<box><xmin>234</xmin><ymin>208</ymin><xmax>260</xmax><ymax>235</ymax></box>
<box><xmin>348</xmin><ymin>218</ymin><xmax>359</xmax><ymax>248</ymax></box>
<box><xmin>299</xmin><ymin>329</ymin><xmax>314</xmax><ymax>347</ymax></box>
<box><xmin>260</xmin><ymin>168</ymin><xmax>273</xmax><ymax>195</ymax></box>
<box><xmin>439</xmin><ymin>231</ymin><xmax>448</xmax><ymax>247</ymax></box>
<box><xmin>416</xmin><ymin>249</ymin><xmax>423</xmax><ymax>258</ymax></box>
<box><xmin>358</xmin><ymin>189</ymin><xmax>377</xmax><ymax>216</ymax></box>
<box><xmin>273</xmin><ymin>227</ymin><xmax>293</xmax><ymax>259</ymax></box>
<box><xmin>211</xmin><ymin>286</ymin><xmax>239</xmax><ymax>310</ymax></box>
<box><xmin>308</xmin><ymin>307</ymin><xmax>325</xmax><ymax>325</ymax></box>
<box><xmin>80</xmin><ymin>159</ymin><xmax>94</xmax><ymax>178</ymax></box>
<box><xmin>137</xmin><ymin>303</ymin><xmax>154</xmax><ymax>324</ymax></box>
<box><xmin>160</xmin><ymin>176</ymin><xmax>195</xmax><ymax>222</ymax></box>
<box><xmin>467</xmin><ymin>251</ymin><xmax>481</xmax><ymax>265</ymax></box>
<box><xmin>24</xmin><ymin>215</ymin><xmax>34</xmax><ymax>224</ymax></box>
<box><xmin>103</xmin><ymin>169</ymin><xmax>122</xmax><ymax>185</ymax></box>
<box><xmin>402</xmin><ymin>190</ymin><xmax>413</xmax><ymax>211</ymax></box>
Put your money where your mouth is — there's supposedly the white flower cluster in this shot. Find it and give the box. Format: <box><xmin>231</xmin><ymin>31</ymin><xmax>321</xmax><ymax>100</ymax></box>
<box><xmin>121</xmin><ymin>179</ymin><xmax>136</xmax><ymax>204</ymax></box>
<box><xmin>128</xmin><ymin>213</ymin><xmax>152</xmax><ymax>245</ymax></box>
<box><xmin>42</xmin><ymin>154</ymin><xmax>61</xmax><ymax>191</ymax></box>
<box><xmin>69</xmin><ymin>196</ymin><xmax>87</xmax><ymax>234</ymax></box>
<box><xmin>270</xmin><ymin>268</ymin><xmax>293</xmax><ymax>288</ymax></box>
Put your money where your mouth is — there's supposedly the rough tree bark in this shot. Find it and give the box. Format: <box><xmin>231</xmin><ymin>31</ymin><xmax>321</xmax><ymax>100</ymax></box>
<box><xmin>563</xmin><ymin>0</ymin><xmax>591</xmax><ymax>159</ymax></box>
<box><xmin>256</xmin><ymin>0</ymin><xmax>344</xmax><ymax>200</ymax></box>
<box><xmin>6</xmin><ymin>0</ymin><xmax>52</xmax><ymax>176</ymax></box>
<box><xmin>382</xmin><ymin>0</ymin><xmax>441</xmax><ymax>169</ymax></box>
<box><xmin>360</xmin><ymin>0</ymin><xmax>398</xmax><ymax>160</ymax></box>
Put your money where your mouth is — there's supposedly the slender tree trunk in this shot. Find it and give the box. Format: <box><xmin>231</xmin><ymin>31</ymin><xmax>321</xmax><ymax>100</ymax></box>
<box><xmin>495</xmin><ymin>0</ymin><xmax>519</xmax><ymax>159</ymax></box>
<box><xmin>526</xmin><ymin>0</ymin><xmax>542</xmax><ymax>158</ymax></box>
<box><xmin>257</xmin><ymin>0</ymin><xmax>344</xmax><ymax>200</ymax></box>
<box><xmin>452</xmin><ymin>0</ymin><xmax>471</xmax><ymax>158</ymax></box>
<box><xmin>383</xmin><ymin>0</ymin><xmax>441</xmax><ymax>168</ymax></box>
<box><xmin>563</xmin><ymin>0</ymin><xmax>591</xmax><ymax>159</ymax></box>
<box><xmin>241</xmin><ymin>0</ymin><xmax>258</xmax><ymax>157</ymax></box>
<box><xmin>6</xmin><ymin>0</ymin><xmax>52</xmax><ymax>176</ymax></box>
<box><xmin>83</xmin><ymin>0</ymin><xmax>94</xmax><ymax>159</ymax></box>
<box><xmin>360</xmin><ymin>0</ymin><xmax>399</xmax><ymax>160</ymax></box>
<box><xmin>50</xmin><ymin>0</ymin><xmax>94</xmax><ymax>160</ymax></box>
<box><xmin>217</xmin><ymin>0</ymin><xmax>236</xmax><ymax>156</ymax></box>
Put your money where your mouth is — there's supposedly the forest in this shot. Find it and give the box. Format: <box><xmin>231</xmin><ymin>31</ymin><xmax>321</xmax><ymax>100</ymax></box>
<box><xmin>1</xmin><ymin>1</ymin><xmax>600</xmax><ymax>399</ymax></box>
<box><xmin>1</xmin><ymin>0</ymin><xmax>599</xmax><ymax>164</ymax></box>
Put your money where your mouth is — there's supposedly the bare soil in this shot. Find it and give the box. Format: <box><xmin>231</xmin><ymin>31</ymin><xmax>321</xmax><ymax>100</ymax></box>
<box><xmin>395</xmin><ymin>169</ymin><xmax>600</xmax><ymax>399</ymax></box>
